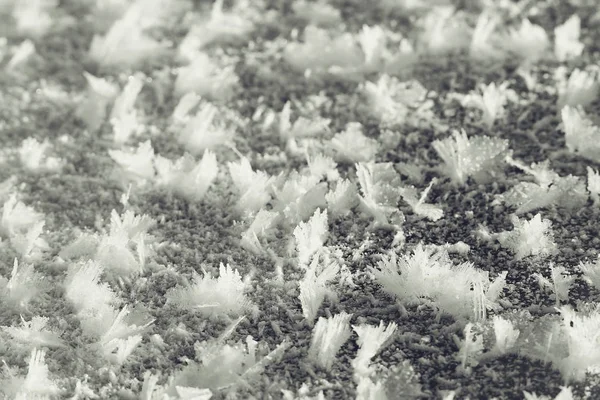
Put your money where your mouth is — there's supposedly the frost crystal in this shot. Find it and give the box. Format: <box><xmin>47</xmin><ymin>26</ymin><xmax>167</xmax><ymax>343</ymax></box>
<box><xmin>18</xmin><ymin>138</ymin><xmax>62</xmax><ymax>172</ymax></box>
<box><xmin>351</xmin><ymin>321</ymin><xmax>397</xmax><ymax>379</ymax></box>
<box><xmin>2</xmin><ymin>315</ymin><xmax>64</xmax><ymax>349</ymax></box>
<box><xmin>171</xmin><ymin>150</ymin><xmax>218</xmax><ymax>202</ymax></box>
<box><xmin>12</xmin><ymin>0</ymin><xmax>57</xmax><ymax>38</ymax></box>
<box><xmin>65</xmin><ymin>260</ymin><xmax>118</xmax><ymax>317</ymax></box>
<box><xmin>292</xmin><ymin>0</ymin><xmax>341</xmax><ymax>26</ymax></box>
<box><xmin>174</xmin><ymin>52</ymin><xmax>239</xmax><ymax>101</ymax></box>
<box><xmin>240</xmin><ymin>209</ymin><xmax>279</xmax><ymax>254</ymax></box>
<box><xmin>110</xmin><ymin>74</ymin><xmax>145</xmax><ymax>144</ymax></box>
<box><xmin>110</xmin><ymin>209</ymin><xmax>155</xmax><ymax>242</ymax></box>
<box><xmin>495</xmin><ymin>214</ymin><xmax>558</xmax><ymax>260</ymax></box>
<box><xmin>89</xmin><ymin>2</ymin><xmax>167</xmax><ymax>68</ymax></box>
<box><xmin>417</xmin><ymin>6</ymin><xmax>470</xmax><ymax>55</ymax></box>
<box><xmin>554</xmin><ymin>15</ymin><xmax>584</xmax><ymax>62</ymax></box>
<box><xmin>308</xmin><ymin>312</ymin><xmax>352</xmax><ymax>370</ymax></box>
<box><xmin>178</xmin><ymin>102</ymin><xmax>235</xmax><ymax>155</ymax></box>
<box><xmin>283</xmin><ymin>26</ymin><xmax>363</xmax><ymax>76</ymax></box>
<box><xmin>533</xmin><ymin>265</ymin><xmax>574</xmax><ymax>306</ymax></box>
<box><xmin>1</xmin><ymin>258</ymin><xmax>46</xmax><ymax>311</ymax></box>
<box><xmin>492</xmin><ymin>316</ymin><xmax>520</xmax><ymax>355</ymax></box>
<box><xmin>294</xmin><ymin>208</ymin><xmax>329</xmax><ymax>266</ymax></box>
<box><xmin>587</xmin><ymin>166</ymin><xmax>600</xmax><ymax>205</ymax></box>
<box><xmin>154</xmin><ymin>151</ymin><xmax>219</xmax><ymax>202</ymax></box>
<box><xmin>432</xmin><ymin>130</ymin><xmax>508</xmax><ymax>185</ymax></box>
<box><xmin>105</xmin><ymin>335</ymin><xmax>143</xmax><ymax>365</ymax></box>
<box><xmin>470</xmin><ymin>12</ymin><xmax>503</xmax><ymax>61</ymax></box>
<box><xmin>171</xmin><ymin>332</ymin><xmax>288</xmax><ymax>394</ymax></box>
<box><xmin>557</xmin><ymin>68</ymin><xmax>599</xmax><ymax>108</ymax></box>
<box><xmin>173</xmin><ymin>92</ymin><xmax>202</xmax><ymax>124</ymax></box>
<box><xmin>278</xmin><ymin>101</ymin><xmax>331</xmax><ymax>152</ymax></box>
<box><xmin>561</xmin><ymin>106</ymin><xmax>600</xmax><ymax>161</ymax></box>
<box><xmin>167</xmin><ymin>263</ymin><xmax>254</xmax><ymax>317</ymax></box>
<box><xmin>524</xmin><ymin>387</ymin><xmax>574</xmax><ymax>400</ymax></box>
<box><xmin>108</xmin><ymin>140</ymin><xmax>156</xmax><ymax>184</ymax></box>
<box><xmin>1</xmin><ymin>194</ymin><xmax>45</xmax><ymax>238</ymax></box>
<box><xmin>555</xmin><ymin>306</ymin><xmax>600</xmax><ymax>381</ymax></box>
<box><xmin>501</xmin><ymin>19</ymin><xmax>549</xmax><ymax>65</ymax></box>
<box><xmin>228</xmin><ymin>157</ymin><xmax>274</xmax><ymax>216</ymax></box>
<box><xmin>494</xmin><ymin>157</ymin><xmax>587</xmax><ymax>213</ymax></box>
<box><xmin>326</xmin><ymin>179</ymin><xmax>358</xmax><ymax>218</ymax></box>
<box><xmin>460</xmin><ymin>82</ymin><xmax>517</xmax><ymax>129</ymax></box>
<box><xmin>98</xmin><ymin>306</ymin><xmax>153</xmax><ymax>363</ymax></box>
<box><xmin>95</xmin><ymin>209</ymin><xmax>156</xmax><ymax>276</ymax></box>
<box><xmin>369</xmin><ymin>243</ymin><xmax>506</xmax><ymax>320</ymax></box>
<box><xmin>357</xmin><ymin>25</ymin><xmax>389</xmax><ymax>73</ymax></box>
<box><xmin>77</xmin><ymin>72</ymin><xmax>118</xmax><ymax>131</ymax></box>
<box><xmin>178</xmin><ymin>0</ymin><xmax>254</xmax><ymax>56</ymax></box>
<box><xmin>455</xmin><ymin>323</ymin><xmax>484</xmax><ymax>373</ymax></box>
<box><xmin>580</xmin><ymin>256</ymin><xmax>600</xmax><ymax>290</ymax></box>
<box><xmin>298</xmin><ymin>251</ymin><xmax>340</xmax><ymax>325</ymax></box>
<box><xmin>19</xmin><ymin>348</ymin><xmax>61</xmax><ymax>398</ymax></box>
<box><xmin>329</xmin><ymin>123</ymin><xmax>378</xmax><ymax>163</ymax></box>
<box><xmin>398</xmin><ymin>179</ymin><xmax>444</xmax><ymax>221</ymax></box>
<box><xmin>272</xmin><ymin>171</ymin><xmax>327</xmax><ymax>226</ymax></box>
<box><xmin>356</xmin><ymin>162</ymin><xmax>404</xmax><ymax>228</ymax></box>
<box><xmin>5</xmin><ymin>40</ymin><xmax>36</xmax><ymax>71</ymax></box>
<box><xmin>11</xmin><ymin>221</ymin><xmax>49</xmax><ymax>263</ymax></box>
<box><xmin>363</xmin><ymin>75</ymin><xmax>432</xmax><ymax>127</ymax></box>
<box><xmin>305</xmin><ymin>153</ymin><xmax>339</xmax><ymax>182</ymax></box>
<box><xmin>175</xmin><ymin>386</ymin><xmax>213</xmax><ymax>400</ymax></box>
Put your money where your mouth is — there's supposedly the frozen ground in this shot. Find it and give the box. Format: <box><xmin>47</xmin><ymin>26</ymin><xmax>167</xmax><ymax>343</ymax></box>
<box><xmin>1</xmin><ymin>0</ymin><xmax>600</xmax><ymax>399</ymax></box>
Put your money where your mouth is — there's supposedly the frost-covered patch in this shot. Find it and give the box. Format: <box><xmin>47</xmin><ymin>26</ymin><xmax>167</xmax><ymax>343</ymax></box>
<box><xmin>3</xmin><ymin>0</ymin><xmax>600</xmax><ymax>399</ymax></box>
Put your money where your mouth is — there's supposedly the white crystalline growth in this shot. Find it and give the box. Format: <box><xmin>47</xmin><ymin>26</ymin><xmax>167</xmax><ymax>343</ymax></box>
<box><xmin>88</xmin><ymin>2</ymin><xmax>167</xmax><ymax>68</ymax></box>
<box><xmin>174</xmin><ymin>52</ymin><xmax>239</xmax><ymax>101</ymax></box>
<box><xmin>294</xmin><ymin>208</ymin><xmax>328</xmax><ymax>266</ymax></box>
<box><xmin>108</xmin><ymin>140</ymin><xmax>156</xmax><ymax>184</ymax></box>
<box><xmin>298</xmin><ymin>251</ymin><xmax>340</xmax><ymax>325</ymax></box>
<box><xmin>0</xmin><ymin>258</ymin><xmax>47</xmax><ymax>312</ymax></box>
<box><xmin>432</xmin><ymin>130</ymin><xmax>508</xmax><ymax>185</ymax></box>
<box><xmin>555</xmin><ymin>15</ymin><xmax>584</xmax><ymax>62</ymax></box>
<box><xmin>362</xmin><ymin>75</ymin><xmax>432</xmax><ymax>127</ymax></box>
<box><xmin>326</xmin><ymin>179</ymin><xmax>358</xmax><ymax>218</ymax></box>
<box><xmin>15</xmin><ymin>349</ymin><xmax>61</xmax><ymax>398</ymax></box>
<box><xmin>495</xmin><ymin>214</ymin><xmax>558</xmax><ymax>260</ymax></box>
<box><xmin>110</xmin><ymin>74</ymin><xmax>145</xmax><ymax>144</ymax></box>
<box><xmin>18</xmin><ymin>138</ymin><xmax>63</xmax><ymax>172</ymax></box>
<box><xmin>308</xmin><ymin>312</ymin><xmax>352</xmax><ymax>370</ymax></box>
<box><xmin>587</xmin><ymin>166</ymin><xmax>600</xmax><ymax>205</ymax></box>
<box><xmin>178</xmin><ymin>0</ymin><xmax>255</xmax><ymax>58</ymax></box>
<box><xmin>351</xmin><ymin>321</ymin><xmax>397</xmax><ymax>379</ymax></box>
<box><xmin>460</xmin><ymin>82</ymin><xmax>518</xmax><ymax>129</ymax></box>
<box><xmin>1</xmin><ymin>194</ymin><xmax>45</xmax><ymax>238</ymax></box>
<box><xmin>557</xmin><ymin>68</ymin><xmax>599</xmax><ymax>109</ymax></box>
<box><xmin>355</xmin><ymin>161</ymin><xmax>404</xmax><ymax>228</ymax></box>
<box><xmin>283</xmin><ymin>25</ymin><xmax>364</xmax><ymax>75</ymax></box>
<box><xmin>154</xmin><ymin>151</ymin><xmax>219</xmax><ymax>202</ymax></box>
<box><xmin>228</xmin><ymin>157</ymin><xmax>275</xmax><ymax>216</ymax></box>
<box><xmin>2</xmin><ymin>315</ymin><xmax>64</xmax><ymax>349</ymax></box>
<box><xmin>329</xmin><ymin>123</ymin><xmax>378</xmax><ymax>163</ymax></box>
<box><xmin>561</xmin><ymin>105</ymin><xmax>600</xmax><ymax>162</ymax></box>
<box><xmin>12</xmin><ymin>0</ymin><xmax>57</xmax><ymax>38</ymax></box>
<box><xmin>76</xmin><ymin>72</ymin><xmax>119</xmax><ymax>131</ymax></box>
<box><xmin>167</xmin><ymin>263</ymin><xmax>255</xmax><ymax>317</ymax></box>
<box><xmin>500</xmin><ymin>19</ymin><xmax>549</xmax><ymax>65</ymax></box>
<box><xmin>178</xmin><ymin>102</ymin><xmax>235</xmax><ymax>155</ymax></box>
<box><xmin>369</xmin><ymin>243</ymin><xmax>507</xmax><ymax>321</ymax></box>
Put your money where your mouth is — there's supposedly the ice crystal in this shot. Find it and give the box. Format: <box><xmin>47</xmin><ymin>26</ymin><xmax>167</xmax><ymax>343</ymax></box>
<box><xmin>432</xmin><ymin>130</ymin><xmax>508</xmax><ymax>185</ymax></box>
